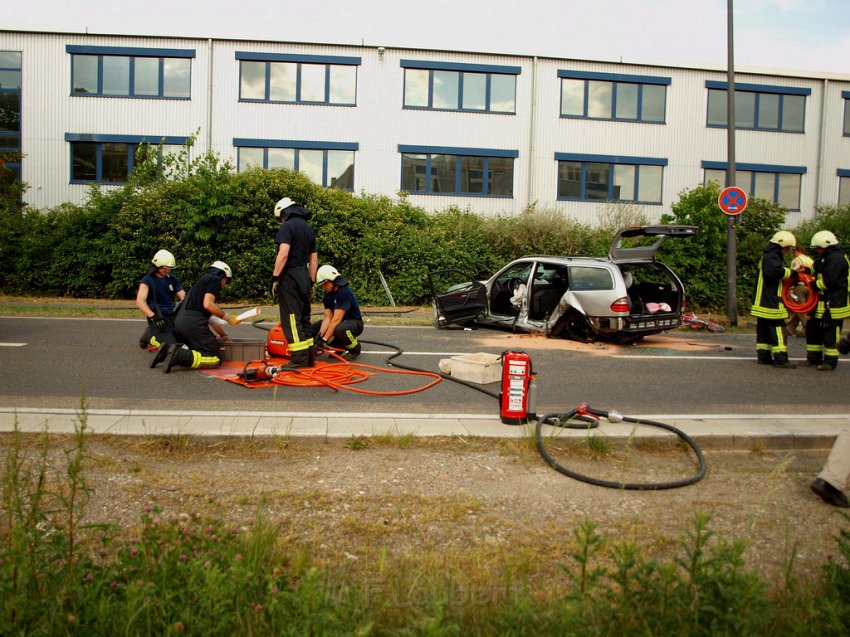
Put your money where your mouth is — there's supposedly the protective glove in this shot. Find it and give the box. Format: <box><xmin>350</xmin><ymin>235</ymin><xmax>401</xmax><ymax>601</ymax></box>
<box><xmin>227</xmin><ymin>315</ymin><xmax>240</xmax><ymax>326</ymax></box>
<box><xmin>269</xmin><ymin>275</ymin><xmax>279</xmax><ymax>301</ymax></box>
<box><xmin>149</xmin><ymin>315</ymin><xmax>166</xmax><ymax>330</ymax></box>
<box><xmin>314</xmin><ymin>336</ymin><xmax>328</xmax><ymax>352</ymax></box>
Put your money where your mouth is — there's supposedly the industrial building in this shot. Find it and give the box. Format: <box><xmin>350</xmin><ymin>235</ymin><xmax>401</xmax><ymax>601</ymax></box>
<box><xmin>2</xmin><ymin>29</ymin><xmax>850</xmax><ymax>224</ymax></box>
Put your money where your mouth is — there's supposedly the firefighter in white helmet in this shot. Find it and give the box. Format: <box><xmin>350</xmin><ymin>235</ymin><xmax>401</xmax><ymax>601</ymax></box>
<box><xmin>806</xmin><ymin>230</ymin><xmax>850</xmax><ymax>370</ymax></box>
<box><xmin>136</xmin><ymin>249</ymin><xmax>185</xmax><ymax>350</ymax></box>
<box><xmin>270</xmin><ymin>197</ymin><xmax>319</xmax><ymax>369</ymax></box>
<box><xmin>750</xmin><ymin>230</ymin><xmax>797</xmax><ymax>368</ymax></box>
<box><xmin>154</xmin><ymin>261</ymin><xmax>239</xmax><ymax>373</ymax></box>
<box><xmin>312</xmin><ymin>265</ymin><xmax>364</xmax><ymax>360</ymax></box>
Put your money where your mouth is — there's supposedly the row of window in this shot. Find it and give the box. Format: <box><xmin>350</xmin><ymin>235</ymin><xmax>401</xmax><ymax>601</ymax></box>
<box><xmin>62</xmin><ymin>46</ymin><xmax>837</xmax><ymax>135</ymax></box>
<box><xmin>66</xmin><ymin>136</ymin><xmax>821</xmax><ymax>210</ymax></box>
<box><xmin>0</xmin><ymin>51</ymin><xmax>21</xmax><ymax>186</ymax></box>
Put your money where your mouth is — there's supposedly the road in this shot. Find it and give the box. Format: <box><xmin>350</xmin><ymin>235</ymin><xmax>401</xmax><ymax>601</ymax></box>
<box><xmin>1</xmin><ymin>316</ymin><xmax>849</xmax><ymax>417</ymax></box>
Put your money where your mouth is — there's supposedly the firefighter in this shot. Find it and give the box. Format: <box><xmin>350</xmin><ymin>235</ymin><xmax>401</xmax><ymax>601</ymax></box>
<box><xmin>157</xmin><ymin>261</ymin><xmax>239</xmax><ymax>373</ymax></box>
<box><xmin>270</xmin><ymin>197</ymin><xmax>318</xmax><ymax>369</ymax></box>
<box><xmin>312</xmin><ymin>265</ymin><xmax>364</xmax><ymax>360</ymax></box>
<box><xmin>806</xmin><ymin>230</ymin><xmax>850</xmax><ymax>370</ymax></box>
<box><xmin>136</xmin><ymin>249</ymin><xmax>185</xmax><ymax>349</ymax></box>
<box><xmin>751</xmin><ymin>230</ymin><xmax>797</xmax><ymax>368</ymax></box>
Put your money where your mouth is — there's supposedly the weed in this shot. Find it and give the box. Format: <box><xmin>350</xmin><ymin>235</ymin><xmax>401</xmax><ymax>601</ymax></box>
<box><xmin>585</xmin><ymin>434</ymin><xmax>614</xmax><ymax>458</ymax></box>
<box><xmin>346</xmin><ymin>435</ymin><xmax>370</xmax><ymax>450</ymax></box>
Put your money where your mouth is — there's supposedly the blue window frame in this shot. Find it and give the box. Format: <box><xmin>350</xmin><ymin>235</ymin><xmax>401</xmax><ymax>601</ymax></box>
<box><xmin>67</xmin><ymin>45</ymin><xmax>194</xmax><ymax>99</ymax></box>
<box><xmin>401</xmin><ymin>60</ymin><xmax>519</xmax><ymax>114</ymax></box>
<box><xmin>706</xmin><ymin>81</ymin><xmax>809</xmax><ymax>132</ymax></box>
<box><xmin>234</xmin><ymin>139</ymin><xmax>357</xmax><ymax>190</ymax></box>
<box><xmin>0</xmin><ymin>51</ymin><xmax>21</xmax><ymax>153</ymax></box>
<box><xmin>399</xmin><ymin>145</ymin><xmax>517</xmax><ymax>196</ymax></box>
<box><xmin>843</xmin><ymin>91</ymin><xmax>850</xmax><ymax>136</ymax></box>
<box><xmin>237</xmin><ymin>52</ymin><xmax>359</xmax><ymax>106</ymax></box>
<box><xmin>555</xmin><ymin>153</ymin><xmax>666</xmax><ymax>203</ymax></box>
<box><xmin>703</xmin><ymin>161</ymin><xmax>805</xmax><ymax>210</ymax></box>
<box><xmin>558</xmin><ymin>70</ymin><xmax>669</xmax><ymax>123</ymax></box>
<box><xmin>65</xmin><ymin>133</ymin><xmax>188</xmax><ymax>183</ymax></box>
<box><xmin>838</xmin><ymin>169</ymin><xmax>850</xmax><ymax>206</ymax></box>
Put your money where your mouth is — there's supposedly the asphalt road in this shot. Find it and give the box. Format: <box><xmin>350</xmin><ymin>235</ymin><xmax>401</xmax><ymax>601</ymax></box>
<box><xmin>1</xmin><ymin>316</ymin><xmax>849</xmax><ymax>416</ymax></box>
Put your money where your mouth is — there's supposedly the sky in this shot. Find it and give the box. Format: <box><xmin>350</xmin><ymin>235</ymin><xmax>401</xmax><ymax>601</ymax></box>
<box><xmin>8</xmin><ymin>0</ymin><xmax>850</xmax><ymax>76</ymax></box>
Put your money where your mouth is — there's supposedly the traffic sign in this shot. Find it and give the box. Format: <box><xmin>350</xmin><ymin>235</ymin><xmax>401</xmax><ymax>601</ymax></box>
<box><xmin>718</xmin><ymin>186</ymin><xmax>748</xmax><ymax>215</ymax></box>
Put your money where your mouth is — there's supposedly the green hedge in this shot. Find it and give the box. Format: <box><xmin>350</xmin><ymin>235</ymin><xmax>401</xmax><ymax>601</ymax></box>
<box><xmin>3</xmin><ymin>142</ymin><xmax>845</xmax><ymax>311</ymax></box>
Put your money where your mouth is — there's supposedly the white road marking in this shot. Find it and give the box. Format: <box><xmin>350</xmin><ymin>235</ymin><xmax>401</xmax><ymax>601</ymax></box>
<box><xmin>0</xmin><ymin>342</ymin><xmax>26</xmax><ymax>347</ymax></box>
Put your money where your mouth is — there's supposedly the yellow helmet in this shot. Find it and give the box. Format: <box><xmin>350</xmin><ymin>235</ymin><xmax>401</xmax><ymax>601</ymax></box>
<box><xmin>810</xmin><ymin>230</ymin><xmax>839</xmax><ymax>249</ymax></box>
<box><xmin>316</xmin><ymin>264</ymin><xmax>341</xmax><ymax>285</ymax></box>
<box><xmin>770</xmin><ymin>231</ymin><xmax>796</xmax><ymax>248</ymax></box>
<box><xmin>151</xmin><ymin>249</ymin><xmax>176</xmax><ymax>268</ymax></box>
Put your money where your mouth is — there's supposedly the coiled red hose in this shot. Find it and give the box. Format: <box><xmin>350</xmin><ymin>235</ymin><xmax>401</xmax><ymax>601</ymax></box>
<box><xmin>782</xmin><ymin>272</ymin><xmax>818</xmax><ymax>314</ymax></box>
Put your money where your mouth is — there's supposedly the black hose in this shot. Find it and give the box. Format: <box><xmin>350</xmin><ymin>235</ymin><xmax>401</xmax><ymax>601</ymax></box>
<box><xmin>252</xmin><ymin>327</ymin><xmax>707</xmax><ymax>490</ymax></box>
<box><xmin>535</xmin><ymin>405</ymin><xmax>707</xmax><ymax>490</ymax></box>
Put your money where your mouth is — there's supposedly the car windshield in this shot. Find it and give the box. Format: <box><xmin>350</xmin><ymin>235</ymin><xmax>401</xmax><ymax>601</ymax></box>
<box><xmin>569</xmin><ymin>266</ymin><xmax>613</xmax><ymax>290</ymax></box>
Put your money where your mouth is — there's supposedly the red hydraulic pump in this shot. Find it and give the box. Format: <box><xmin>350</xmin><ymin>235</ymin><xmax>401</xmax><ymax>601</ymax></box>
<box><xmin>500</xmin><ymin>350</ymin><xmax>537</xmax><ymax>424</ymax></box>
<box><xmin>265</xmin><ymin>323</ymin><xmax>291</xmax><ymax>358</ymax></box>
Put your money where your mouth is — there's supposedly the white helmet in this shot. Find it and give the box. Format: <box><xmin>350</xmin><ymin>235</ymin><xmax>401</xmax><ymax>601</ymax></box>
<box><xmin>810</xmin><ymin>230</ymin><xmax>839</xmax><ymax>249</ymax></box>
<box><xmin>316</xmin><ymin>264</ymin><xmax>341</xmax><ymax>285</ymax></box>
<box><xmin>151</xmin><ymin>249</ymin><xmax>176</xmax><ymax>268</ymax></box>
<box><xmin>770</xmin><ymin>231</ymin><xmax>796</xmax><ymax>248</ymax></box>
<box><xmin>210</xmin><ymin>260</ymin><xmax>232</xmax><ymax>279</ymax></box>
<box><xmin>274</xmin><ymin>197</ymin><xmax>295</xmax><ymax>219</ymax></box>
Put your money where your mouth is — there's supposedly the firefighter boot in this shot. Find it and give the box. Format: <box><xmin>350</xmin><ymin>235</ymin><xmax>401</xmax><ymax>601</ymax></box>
<box><xmin>164</xmin><ymin>345</ymin><xmax>193</xmax><ymax>374</ymax></box>
<box><xmin>342</xmin><ymin>343</ymin><xmax>362</xmax><ymax>361</ymax></box>
<box><xmin>773</xmin><ymin>355</ymin><xmax>796</xmax><ymax>369</ymax></box>
<box><xmin>818</xmin><ymin>356</ymin><xmax>837</xmax><ymax>371</ymax></box>
<box><xmin>757</xmin><ymin>351</ymin><xmax>773</xmax><ymax>366</ymax></box>
<box><xmin>150</xmin><ymin>343</ymin><xmax>172</xmax><ymax>369</ymax></box>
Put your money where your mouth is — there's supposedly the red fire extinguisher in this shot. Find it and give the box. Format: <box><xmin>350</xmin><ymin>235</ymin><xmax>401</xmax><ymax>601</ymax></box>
<box><xmin>500</xmin><ymin>350</ymin><xmax>537</xmax><ymax>424</ymax></box>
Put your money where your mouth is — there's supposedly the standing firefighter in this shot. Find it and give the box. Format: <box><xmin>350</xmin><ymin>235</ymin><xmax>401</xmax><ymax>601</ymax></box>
<box><xmin>312</xmin><ymin>265</ymin><xmax>364</xmax><ymax>360</ymax></box>
<box><xmin>157</xmin><ymin>261</ymin><xmax>239</xmax><ymax>373</ymax></box>
<box><xmin>270</xmin><ymin>197</ymin><xmax>318</xmax><ymax>369</ymax></box>
<box><xmin>751</xmin><ymin>230</ymin><xmax>797</xmax><ymax>368</ymax></box>
<box><xmin>806</xmin><ymin>231</ymin><xmax>850</xmax><ymax>370</ymax></box>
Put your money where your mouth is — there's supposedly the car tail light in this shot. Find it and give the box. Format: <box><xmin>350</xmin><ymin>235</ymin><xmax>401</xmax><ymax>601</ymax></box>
<box><xmin>610</xmin><ymin>297</ymin><xmax>630</xmax><ymax>313</ymax></box>
<box><xmin>681</xmin><ymin>297</ymin><xmax>686</xmax><ymax>312</ymax></box>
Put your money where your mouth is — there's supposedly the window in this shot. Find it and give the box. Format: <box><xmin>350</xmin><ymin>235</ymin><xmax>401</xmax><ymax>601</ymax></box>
<box><xmin>0</xmin><ymin>51</ymin><xmax>21</xmax><ymax>152</ymax></box>
<box><xmin>399</xmin><ymin>145</ymin><xmax>516</xmax><ymax>196</ymax></box>
<box><xmin>569</xmin><ymin>266</ymin><xmax>614</xmax><ymax>291</ymax></box>
<box><xmin>705</xmin><ymin>81</ymin><xmax>809</xmax><ymax>132</ymax></box>
<box><xmin>559</xmin><ymin>70</ymin><xmax>669</xmax><ymax>123</ymax></box>
<box><xmin>703</xmin><ymin>161</ymin><xmax>804</xmax><ymax>210</ymax></box>
<box><xmin>68</xmin><ymin>46</ymin><xmax>193</xmax><ymax>98</ymax></box>
<box><xmin>234</xmin><ymin>139</ymin><xmax>356</xmax><ymax>190</ymax></box>
<box><xmin>843</xmin><ymin>92</ymin><xmax>850</xmax><ymax>136</ymax></box>
<box><xmin>838</xmin><ymin>170</ymin><xmax>850</xmax><ymax>206</ymax></box>
<box><xmin>401</xmin><ymin>60</ymin><xmax>518</xmax><ymax>114</ymax></box>
<box><xmin>236</xmin><ymin>52</ymin><xmax>359</xmax><ymax>105</ymax></box>
<box><xmin>555</xmin><ymin>153</ymin><xmax>665</xmax><ymax>203</ymax></box>
<box><xmin>66</xmin><ymin>134</ymin><xmax>187</xmax><ymax>183</ymax></box>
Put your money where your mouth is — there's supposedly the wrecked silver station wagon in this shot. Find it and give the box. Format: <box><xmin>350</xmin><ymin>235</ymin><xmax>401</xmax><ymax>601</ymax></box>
<box><xmin>429</xmin><ymin>225</ymin><xmax>698</xmax><ymax>344</ymax></box>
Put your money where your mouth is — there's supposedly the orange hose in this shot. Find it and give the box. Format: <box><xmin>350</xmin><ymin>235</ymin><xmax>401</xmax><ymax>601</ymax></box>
<box><xmin>782</xmin><ymin>272</ymin><xmax>818</xmax><ymax>314</ymax></box>
<box><xmin>269</xmin><ymin>350</ymin><xmax>443</xmax><ymax>395</ymax></box>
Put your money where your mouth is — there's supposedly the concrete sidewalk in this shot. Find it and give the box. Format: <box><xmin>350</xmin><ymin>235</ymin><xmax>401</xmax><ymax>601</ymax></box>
<box><xmin>0</xmin><ymin>407</ymin><xmax>847</xmax><ymax>451</ymax></box>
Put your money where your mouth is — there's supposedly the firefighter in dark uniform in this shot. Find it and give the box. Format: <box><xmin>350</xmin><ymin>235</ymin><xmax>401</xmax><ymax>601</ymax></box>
<box><xmin>807</xmin><ymin>230</ymin><xmax>850</xmax><ymax>370</ymax></box>
<box><xmin>270</xmin><ymin>197</ymin><xmax>318</xmax><ymax>369</ymax></box>
<box><xmin>135</xmin><ymin>249</ymin><xmax>185</xmax><ymax>349</ymax></box>
<box><xmin>751</xmin><ymin>230</ymin><xmax>797</xmax><ymax>368</ymax></box>
<box><xmin>156</xmin><ymin>261</ymin><xmax>239</xmax><ymax>373</ymax></box>
<box><xmin>312</xmin><ymin>265</ymin><xmax>364</xmax><ymax>360</ymax></box>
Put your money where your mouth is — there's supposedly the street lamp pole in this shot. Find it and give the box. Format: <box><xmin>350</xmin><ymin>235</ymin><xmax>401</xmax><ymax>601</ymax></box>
<box><xmin>726</xmin><ymin>0</ymin><xmax>738</xmax><ymax>325</ymax></box>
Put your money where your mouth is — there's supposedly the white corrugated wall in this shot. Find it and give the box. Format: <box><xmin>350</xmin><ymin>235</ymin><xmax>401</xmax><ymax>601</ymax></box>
<box><xmin>3</xmin><ymin>29</ymin><xmax>850</xmax><ymax>223</ymax></box>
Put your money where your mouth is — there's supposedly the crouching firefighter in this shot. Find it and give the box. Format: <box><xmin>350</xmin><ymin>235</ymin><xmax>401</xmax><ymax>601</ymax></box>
<box><xmin>154</xmin><ymin>261</ymin><xmax>239</xmax><ymax>373</ymax></box>
<box><xmin>312</xmin><ymin>265</ymin><xmax>364</xmax><ymax>360</ymax></box>
<box><xmin>751</xmin><ymin>230</ymin><xmax>797</xmax><ymax>368</ymax></box>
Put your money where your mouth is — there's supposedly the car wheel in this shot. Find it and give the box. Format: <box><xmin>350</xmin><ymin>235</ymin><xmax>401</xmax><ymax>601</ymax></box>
<box><xmin>561</xmin><ymin>314</ymin><xmax>594</xmax><ymax>343</ymax></box>
<box><xmin>614</xmin><ymin>333</ymin><xmax>646</xmax><ymax>345</ymax></box>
